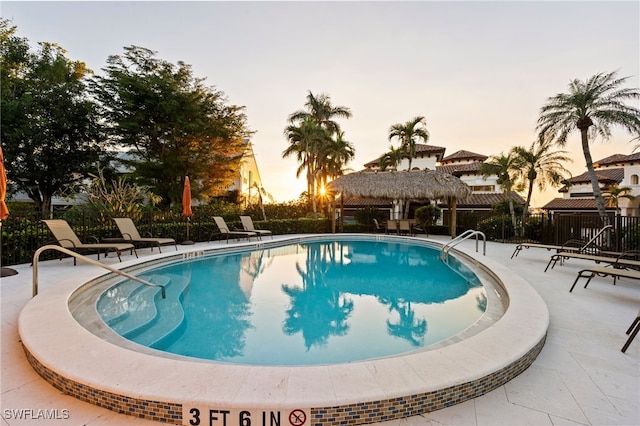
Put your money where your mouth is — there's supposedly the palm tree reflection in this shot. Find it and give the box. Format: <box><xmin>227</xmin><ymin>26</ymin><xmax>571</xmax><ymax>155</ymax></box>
<box><xmin>382</xmin><ymin>298</ymin><xmax>427</xmax><ymax>347</ymax></box>
<box><xmin>282</xmin><ymin>242</ymin><xmax>354</xmax><ymax>349</ymax></box>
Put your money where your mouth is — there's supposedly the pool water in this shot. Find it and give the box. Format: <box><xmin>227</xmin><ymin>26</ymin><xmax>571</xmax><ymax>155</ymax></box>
<box><xmin>97</xmin><ymin>239</ymin><xmax>486</xmax><ymax>365</ymax></box>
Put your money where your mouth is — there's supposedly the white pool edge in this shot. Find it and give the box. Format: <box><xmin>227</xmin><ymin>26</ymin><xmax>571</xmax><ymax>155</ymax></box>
<box><xmin>18</xmin><ymin>235</ymin><xmax>549</xmax><ymax>425</ymax></box>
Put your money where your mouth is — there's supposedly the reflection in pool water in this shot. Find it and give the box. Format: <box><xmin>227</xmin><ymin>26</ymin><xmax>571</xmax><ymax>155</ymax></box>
<box><xmin>98</xmin><ymin>239</ymin><xmax>486</xmax><ymax>365</ymax></box>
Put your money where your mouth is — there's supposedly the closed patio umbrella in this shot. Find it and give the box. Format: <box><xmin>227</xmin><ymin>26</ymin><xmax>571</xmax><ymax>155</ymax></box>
<box><xmin>182</xmin><ymin>176</ymin><xmax>194</xmax><ymax>245</ymax></box>
<box><xmin>1</xmin><ymin>147</ymin><xmax>17</xmax><ymax>277</ymax></box>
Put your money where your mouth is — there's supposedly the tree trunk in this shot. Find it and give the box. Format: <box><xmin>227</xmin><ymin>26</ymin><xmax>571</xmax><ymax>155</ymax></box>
<box><xmin>522</xmin><ymin>178</ymin><xmax>535</xmax><ymax>238</ymax></box>
<box><xmin>580</xmin><ymin>128</ymin><xmax>609</xmax><ymax>220</ymax></box>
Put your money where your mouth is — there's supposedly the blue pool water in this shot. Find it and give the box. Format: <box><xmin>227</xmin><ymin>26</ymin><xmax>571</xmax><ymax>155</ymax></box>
<box><xmin>97</xmin><ymin>238</ymin><xmax>486</xmax><ymax>365</ymax></box>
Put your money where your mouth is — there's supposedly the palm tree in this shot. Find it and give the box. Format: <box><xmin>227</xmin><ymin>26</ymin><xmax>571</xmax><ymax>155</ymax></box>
<box><xmin>479</xmin><ymin>151</ymin><xmax>521</xmax><ymax>236</ymax></box>
<box><xmin>282</xmin><ymin>117</ymin><xmax>329</xmax><ymax>216</ymax></box>
<box><xmin>289</xmin><ymin>91</ymin><xmax>352</xmax><ymax>135</ymax></box>
<box><xmin>511</xmin><ymin>139</ymin><xmax>572</xmax><ymax>236</ymax></box>
<box><xmin>536</xmin><ymin>71</ymin><xmax>640</xmax><ymax>219</ymax></box>
<box><xmin>316</xmin><ymin>130</ymin><xmax>355</xmax><ymax>213</ymax></box>
<box><xmin>286</xmin><ymin>91</ymin><xmax>353</xmax><ymax>217</ymax></box>
<box><xmin>388</xmin><ymin>116</ymin><xmax>430</xmax><ymax>171</ymax></box>
<box><xmin>603</xmin><ymin>184</ymin><xmax>636</xmax><ymax>214</ymax></box>
<box><xmin>388</xmin><ymin>116</ymin><xmax>429</xmax><ymax>218</ymax></box>
<box><xmin>378</xmin><ymin>145</ymin><xmax>404</xmax><ymax>171</ymax></box>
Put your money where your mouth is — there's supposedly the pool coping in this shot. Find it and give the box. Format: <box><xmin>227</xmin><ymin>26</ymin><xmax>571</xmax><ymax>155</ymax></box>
<box><xmin>18</xmin><ymin>235</ymin><xmax>549</xmax><ymax>425</ymax></box>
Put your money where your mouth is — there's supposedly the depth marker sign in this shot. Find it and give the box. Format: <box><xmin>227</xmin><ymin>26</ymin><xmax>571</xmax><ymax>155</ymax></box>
<box><xmin>183</xmin><ymin>407</ymin><xmax>310</xmax><ymax>426</ymax></box>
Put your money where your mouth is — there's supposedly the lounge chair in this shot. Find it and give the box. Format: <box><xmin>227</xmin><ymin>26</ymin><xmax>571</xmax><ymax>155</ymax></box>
<box><xmin>570</xmin><ymin>265</ymin><xmax>640</xmax><ymax>292</ymax></box>
<box><xmin>240</xmin><ymin>216</ymin><xmax>272</xmax><ymax>240</ymax></box>
<box><xmin>511</xmin><ymin>239</ymin><xmax>586</xmax><ymax>259</ymax></box>
<box><xmin>113</xmin><ymin>218</ymin><xmax>177</xmax><ymax>253</ymax></box>
<box><xmin>42</xmin><ymin>219</ymin><xmax>136</xmax><ymax>265</ymax></box>
<box><xmin>622</xmin><ymin>308</ymin><xmax>640</xmax><ymax>353</ymax></box>
<box><xmin>399</xmin><ymin>220</ymin><xmax>413</xmax><ymax>236</ymax></box>
<box><xmin>386</xmin><ymin>220</ymin><xmax>398</xmax><ymax>235</ymax></box>
<box><xmin>211</xmin><ymin>216</ymin><xmax>257</xmax><ymax>243</ymax></box>
<box><xmin>512</xmin><ymin>225</ymin><xmax>614</xmax><ymax>259</ymax></box>
<box><xmin>372</xmin><ymin>218</ymin><xmax>385</xmax><ymax>234</ymax></box>
<box><xmin>546</xmin><ymin>250</ymin><xmax>640</xmax><ymax>272</ymax></box>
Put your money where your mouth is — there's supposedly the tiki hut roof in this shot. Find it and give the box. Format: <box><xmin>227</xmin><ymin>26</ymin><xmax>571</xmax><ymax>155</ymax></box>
<box><xmin>327</xmin><ymin>169</ymin><xmax>472</xmax><ymax>201</ymax></box>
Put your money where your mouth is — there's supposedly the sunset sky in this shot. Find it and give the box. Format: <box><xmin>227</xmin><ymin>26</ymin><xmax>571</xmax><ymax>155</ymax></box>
<box><xmin>3</xmin><ymin>1</ymin><xmax>639</xmax><ymax>206</ymax></box>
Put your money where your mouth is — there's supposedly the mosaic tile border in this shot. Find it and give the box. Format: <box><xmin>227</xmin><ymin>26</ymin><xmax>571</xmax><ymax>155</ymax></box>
<box><xmin>23</xmin><ymin>333</ymin><xmax>545</xmax><ymax>425</ymax></box>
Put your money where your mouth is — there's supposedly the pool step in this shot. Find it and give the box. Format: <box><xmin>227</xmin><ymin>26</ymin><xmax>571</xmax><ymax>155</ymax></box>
<box><xmin>118</xmin><ymin>274</ymin><xmax>190</xmax><ymax>347</ymax></box>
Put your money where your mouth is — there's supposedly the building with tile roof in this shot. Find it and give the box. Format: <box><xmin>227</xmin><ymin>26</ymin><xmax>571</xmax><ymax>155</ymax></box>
<box><xmin>341</xmin><ymin>145</ymin><xmax>525</xmax><ymax>219</ymax></box>
<box><xmin>542</xmin><ymin>152</ymin><xmax>640</xmax><ymax>216</ymax></box>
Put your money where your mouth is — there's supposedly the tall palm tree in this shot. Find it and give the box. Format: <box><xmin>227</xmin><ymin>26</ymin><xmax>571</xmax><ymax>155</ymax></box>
<box><xmin>288</xmin><ymin>91</ymin><xmax>352</xmax><ymax>135</ymax></box>
<box><xmin>388</xmin><ymin>116</ymin><xmax>429</xmax><ymax>171</ymax></box>
<box><xmin>388</xmin><ymin>116</ymin><xmax>429</xmax><ymax>218</ymax></box>
<box><xmin>479</xmin><ymin>151</ymin><xmax>521</xmax><ymax>235</ymax></box>
<box><xmin>512</xmin><ymin>139</ymin><xmax>572</xmax><ymax>236</ymax></box>
<box><xmin>603</xmin><ymin>184</ymin><xmax>635</xmax><ymax>214</ymax></box>
<box><xmin>286</xmin><ymin>91</ymin><xmax>353</xmax><ymax>216</ymax></box>
<box><xmin>282</xmin><ymin>117</ymin><xmax>329</xmax><ymax>216</ymax></box>
<box><xmin>536</xmin><ymin>71</ymin><xmax>640</xmax><ymax>219</ymax></box>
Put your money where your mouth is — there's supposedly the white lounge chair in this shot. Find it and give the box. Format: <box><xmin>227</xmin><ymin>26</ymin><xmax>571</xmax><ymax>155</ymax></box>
<box><xmin>113</xmin><ymin>218</ymin><xmax>177</xmax><ymax>253</ymax></box>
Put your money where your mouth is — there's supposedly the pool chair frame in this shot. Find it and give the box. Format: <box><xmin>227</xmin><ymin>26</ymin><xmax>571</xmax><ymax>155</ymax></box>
<box><xmin>239</xmin><ymin>216</ymin><xmax>273</xmax><ymax>240</ymax></box>
<box><xmin>569</xmin><ymin>265</ymin><xmax>640</xmax><ymax>292</ymax></box>
<box><xmin>113</xmin><ymin>218</ymin><xmax>177</xmax><ymax>253</ymax></box>
<box><xmin>210</xmin><ymin>216</ymin><xmax>257</xmax><ymax>243</ymax></box>
<box><xmin>622</xmin><ymin>309</ymin><xmax>640</xmax><ymax>353</ymax></box>
<box><xmin>42</xmin><ymin>219</ymin><xmax>137</xmax><ymax>265</ymax></box>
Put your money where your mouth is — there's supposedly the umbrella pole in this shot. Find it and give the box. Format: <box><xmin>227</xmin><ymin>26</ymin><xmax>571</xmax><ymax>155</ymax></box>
<box><xmin>182</xmin><ymin>217</ymin><xmax>195</xmax><ymax>245</ymax></box>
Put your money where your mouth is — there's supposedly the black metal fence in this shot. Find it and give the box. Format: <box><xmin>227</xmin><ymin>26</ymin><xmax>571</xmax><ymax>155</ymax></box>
<box><xmin>451</xmin><ymin>211</ymin><xmax>639</xmax><ymax>252</ymax></box>
<box><xmin>0</xmin><ymin>209</ymin><xmax>332</xmax><ymax>267</ymax></box>
<box><xmin>1</xmin><ymin>209</ymin><xmax>638</xmax><ymax>267</ymax></box>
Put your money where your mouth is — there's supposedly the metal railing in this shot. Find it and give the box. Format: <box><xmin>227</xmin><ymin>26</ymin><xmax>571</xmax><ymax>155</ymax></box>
<box><xmin>32</xmin><ymin>245</ymin><xmax>166</xmax><ymax>298</ymax></box>
<box><xmin>440</xmin><ymin>229</ymin><xmax>486</xmax><ymax>261</ymax></box>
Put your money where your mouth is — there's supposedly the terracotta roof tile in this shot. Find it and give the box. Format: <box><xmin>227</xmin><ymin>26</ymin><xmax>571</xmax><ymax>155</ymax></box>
<box><xmin>595</xmin><ymin>152</ymin><xmax>640</xmax><ymax>166</ymax></box>
<box><xmin>363</xmin><ymin>144</ymin><xmax>446</xmax><ymax>167</ymax></box>
<box><xmin>542</xmin><ymin>198</ymin><xmax>616</xmax><ymax>211</ymax></box>
<box><xmin>436</xmin><ymin>163</ymin><xmax>481</xmax><ymax>176</ymax></box>
<box><xmin>441</xmin><ymin>150</ymin><xmax>487</xmax><ymax>163</ymax></box>
<box><xmin>566</xmin><ymin>168</ymin><xmax>624</xmax><ymax>184</ymax></box>
<box><xmin>438</xmin><ymin>192</ymin><xmax>525</xmax><ymax>208</ymax></box>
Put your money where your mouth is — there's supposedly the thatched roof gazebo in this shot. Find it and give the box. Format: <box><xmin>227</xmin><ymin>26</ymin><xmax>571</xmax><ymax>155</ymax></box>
<box><xmin>327</xmin><ymin>169</ymin><xmax>472</xmax><ymax>237</ymax></box>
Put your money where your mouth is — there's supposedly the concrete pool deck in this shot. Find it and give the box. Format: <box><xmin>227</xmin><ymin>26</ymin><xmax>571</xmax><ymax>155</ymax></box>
<box><xmin>1</xmin><ymin>235</ymin><xmax>638</xmax><ymax>425</ymax></box>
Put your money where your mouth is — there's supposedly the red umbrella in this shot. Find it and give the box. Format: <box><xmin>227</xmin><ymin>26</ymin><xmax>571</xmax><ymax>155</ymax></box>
<box><xmin>182</xmin><ymin>177</ymin><xmax>194</xmax><ymax>244</ymax></box>
<box><xmin>0</xmin><ymin>147</ymin><xmax>9</xmax><ymax>221</ymax></box>
<box><xmin>182</xmin><ymin>176</ymin><xmax>193</xmax><ymax>217</ymax></box>
<box><xmin>1</xmin><ymin>147</ymin><xmax>17</xmax><ymax>276</ymax></box>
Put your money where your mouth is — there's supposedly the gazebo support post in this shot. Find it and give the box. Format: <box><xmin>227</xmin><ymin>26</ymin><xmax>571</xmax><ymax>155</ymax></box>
<box><xmin>340</xmin><ymin>193</ymin><xmax>344</xmax><ymax>233</ymax></box>
<box><xmin>450</xmin><ymin>196</ymin><xmax>457</xmax><ymax>238</ymax></box>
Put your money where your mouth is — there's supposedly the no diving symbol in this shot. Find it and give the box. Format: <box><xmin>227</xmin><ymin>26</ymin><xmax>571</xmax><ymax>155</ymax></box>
<box><xmin>289</xmin><ymin>409</ymin><xmax>306</xmax><ymax>426</ymax></box>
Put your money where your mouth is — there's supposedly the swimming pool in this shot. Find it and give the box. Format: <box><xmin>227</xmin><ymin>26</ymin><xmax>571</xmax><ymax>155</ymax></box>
<box><xmin>19</xmin><ymin>234</ymin><xmax>548</xmax><ymax>425</ymax></box>
<box><xmin>96</xmin><ymin>239</ymin><xmax>486</xmax><ymax>365</ymax></box>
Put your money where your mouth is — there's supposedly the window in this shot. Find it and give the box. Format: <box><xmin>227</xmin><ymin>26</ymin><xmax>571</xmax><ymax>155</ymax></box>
<box><xmin>632</xmin><ymin>174</ymin><xmax>639</xmax><ymax>185</ymax></box>
<box><xmin>471</xmin><ymin>185</ymin><xmax>495</xmax><ymax>192</ymax></box>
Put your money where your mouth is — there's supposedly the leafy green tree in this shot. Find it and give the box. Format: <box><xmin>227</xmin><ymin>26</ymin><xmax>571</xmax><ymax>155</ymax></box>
<box><xmin>536</xmin><ymin>71</ymin><xmax>640</xmax><ymax>219</ymax></box>
<box><xmin>512</xmin><ymin>139</ymin><xmax>571</xmax><ymax>235</ymax></box>
<box><xmin>388</xmin><ymin>116</ymin><xmax>429</xmax><ymax>171</ymax></box>
<box><xmin>1</xmin><ymin>20</ymin><xmax>105</xmax><ymax>216</ymax></box>
<box><xmin>479</xmin><ymin>151</ymin><xmax>521</xmax><ymax>236</ymax></box>
<box><xmin>90</xmin><ymin>46</ymin><xmax>250</xmax><ymax>206</ymax></box>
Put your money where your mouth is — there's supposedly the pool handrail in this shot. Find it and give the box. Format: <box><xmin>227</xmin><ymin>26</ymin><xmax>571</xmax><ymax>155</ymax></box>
<box><xmin>440</xmin><ymin>230</ymin><xmax>486</xmax><ymax>262</ymax></box>
<box><xmin>32</xmin><ymin>245</ymin><xmax>166</xmax><ymax>299</ymax></box>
